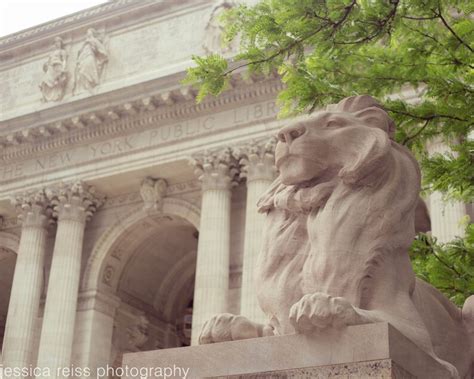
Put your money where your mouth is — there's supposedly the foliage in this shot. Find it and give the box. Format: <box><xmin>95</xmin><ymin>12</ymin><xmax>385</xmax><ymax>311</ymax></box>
<box><xmin>410</xmin><ymin>223</ymin><xmax>474</xmax><ymax>306</ymax></box>
<box><xmin>184</xmin><ymin>0</ymin><xmax>474</xmax><ymax>303</ymax></box>
<box><xmin>184</xmin><ymin>0</ymin><xmax>473</xmax><ymax>201</ymax></box>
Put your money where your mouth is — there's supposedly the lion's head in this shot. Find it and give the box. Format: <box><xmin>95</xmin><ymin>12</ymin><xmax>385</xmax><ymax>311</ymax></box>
<box><xmin>275</xmin><ymin>95</ymin><xmax>396</xmax><ymax>186</ymax></box>
<box><xmin>258</xmin><ymin>95</ymin><xmax>428</xmax><ymax>231</ymax></box>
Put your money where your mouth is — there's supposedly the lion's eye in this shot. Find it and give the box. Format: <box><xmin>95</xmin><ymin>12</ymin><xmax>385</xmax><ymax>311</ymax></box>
<box><xmin>290</xmin><ymin>129</ymin><xmax>303</xmax><ymax>139</ymax></box>
<box><xmin>326</xmin><ymin>120</ymin><xmax>339</xmax><ymax>128</ymax></box>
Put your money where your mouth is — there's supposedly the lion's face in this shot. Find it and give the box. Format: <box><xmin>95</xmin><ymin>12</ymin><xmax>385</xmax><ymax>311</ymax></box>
<box><xmin>276</xmin><ymin>111</ymin><xmax>372</xmax><ymax>185</ymax></box>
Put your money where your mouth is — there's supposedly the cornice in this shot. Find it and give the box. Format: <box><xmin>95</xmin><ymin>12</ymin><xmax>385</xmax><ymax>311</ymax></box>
<box><xmin>0</xmin><ymin>0</ymin><xmax>210</xmax><ymax>69</ymax></box>
<box><xmin>0</xmin><ymin>74</ymin><xmax>283</xmax><ymax>163</ymax></box>
<box><xmin>0</xmin><ymin>1</ymin><xmax>204</xmax><ymax>51</ymax></box>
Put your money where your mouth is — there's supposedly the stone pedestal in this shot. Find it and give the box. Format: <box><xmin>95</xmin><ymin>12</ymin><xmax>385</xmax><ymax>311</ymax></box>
<box><xmin>122</xmin><ymin>323</ymin><xmax>452</xmax><ymax>378</ymax></box>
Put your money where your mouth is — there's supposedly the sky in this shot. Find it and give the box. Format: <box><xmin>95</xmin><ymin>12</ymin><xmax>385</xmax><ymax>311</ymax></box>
<box><xmin>0</xmin><ymin>0</ymin><xmax>107</xmax><ymax>38</ymax></box>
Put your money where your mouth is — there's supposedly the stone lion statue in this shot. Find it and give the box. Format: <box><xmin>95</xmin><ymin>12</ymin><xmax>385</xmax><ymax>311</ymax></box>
<box><xmin>199</xmin><ymin>95</ymin><xmax>473</xmax><ymax>378</ymax></box>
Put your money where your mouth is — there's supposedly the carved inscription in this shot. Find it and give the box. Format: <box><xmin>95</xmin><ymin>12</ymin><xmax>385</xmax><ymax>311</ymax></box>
<box><xmin>90</xmin><ymin>136</ymin><xmax>135</xmax><ymax>158</ymax></box>
<box><xmin>35</xmin><ymin>151</ymin><xmax>73</xmax><ymax>170</ymax></box>
<box><xmin>0</xmin><ymin>100</ymin><xmax>278</xmax><ymax>183</ymax></box>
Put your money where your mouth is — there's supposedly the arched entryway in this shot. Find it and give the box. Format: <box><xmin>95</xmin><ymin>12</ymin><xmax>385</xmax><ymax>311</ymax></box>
<box><xmin>0</xmin><ymin>232</ymin><xmax>20</xmax><ymax>362</ymax></box>
<box><xmin>77</xmin><ymin>198</ymin><xmax>200</xmax><ymax>373</ymax></box>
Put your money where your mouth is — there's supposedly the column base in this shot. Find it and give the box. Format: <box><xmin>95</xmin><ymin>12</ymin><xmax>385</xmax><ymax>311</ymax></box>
<box><xmin>123</xmin><ymin>322</ymin><xmax>453</xmax><ymax>378</ymax></box>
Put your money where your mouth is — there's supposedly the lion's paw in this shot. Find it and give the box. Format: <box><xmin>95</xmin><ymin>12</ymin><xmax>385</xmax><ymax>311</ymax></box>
<box><xmin>289</xmin><ymin>292</ymin><xmax>368</xmax><ymax>332</ymax></box>
<box><xmin>199</xmin><ymin>313</ymin><xmax>261</xmax><ymax>344</ymax></box>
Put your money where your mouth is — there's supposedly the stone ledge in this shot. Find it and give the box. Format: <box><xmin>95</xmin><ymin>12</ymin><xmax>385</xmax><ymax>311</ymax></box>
<box><xmin>122</xmin><ymin>322</ymin><xmax>450</xmax><ymax>378</ymax></box>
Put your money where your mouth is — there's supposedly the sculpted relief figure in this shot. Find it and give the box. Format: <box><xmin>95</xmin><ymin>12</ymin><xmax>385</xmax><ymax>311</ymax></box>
<box><xmin>39</xmin><ymin>37</ymin><xmax>68</xmax><ymax>102</ymax></box>
<box><xmin>73</xmin><ymin>28</ymin><xmax>108</xmax><ymax>94</ymax></box>
<box><xmin>203</xmin><ymin>0</ymin><xmax>238</xmax><ymax>54</ymax></box>
<box><xmin>199</xmin><ymin>96</ymin><xmax>474</xmax><ymax>378</ymax></box>
<box><xmin>140</xmin><ymin>177</ymin><xmax>168</xmax><ymax>212</ymax></box>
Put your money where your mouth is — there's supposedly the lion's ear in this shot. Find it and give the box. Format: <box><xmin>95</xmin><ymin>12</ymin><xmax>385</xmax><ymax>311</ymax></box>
<box><xmin>353</xmin><ymin>107</ymin><xmax>392</xmax><ymax>135</ymax></box>
<box><xmin>338</xmin><ymin>127</ymin><xmax>391</xmax><ymax>185</ymax></box>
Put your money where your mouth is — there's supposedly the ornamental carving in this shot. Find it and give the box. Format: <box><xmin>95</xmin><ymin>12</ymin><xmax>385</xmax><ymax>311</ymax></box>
<box><xmin>191</xmin><ymin>147</ymin><xmax>239</xmax><ymax>191</ymax></box>
<box><xmin>196</xmin><ymin>95</ymin><xmax>473</xmax><ymax>378</ymax></box>
<box><xmin>140</xmin><ymin>177</ymin><xmax>168</xmax><ymax>212</ymax></box>
<box><xmin>72</xmin><ymin>28</ymin><xmax>109</xmax><ymax>94</ymax></box>
<box><xmin>238</xmin><ymin>137</ymin><xmax>278</xmax><ymax>182</ymax></box>
<box><xmin>45</xmin><ymin>181</ymin><xmax>105</xmax><ymax>223</ymax></box>
<box><xmin>11</xmin><ymin>189</ymin><xmax>54</xmax><ymax>228</ymax></box>
<box><xmin>203</xmin><ymin>0</ymin><xmax>238</xmax><ymax>54</ymax></box>
<box><xmin>39</xmin><ymin>36</ymin><xmax>68</xmax><ymax>102</ymax></box>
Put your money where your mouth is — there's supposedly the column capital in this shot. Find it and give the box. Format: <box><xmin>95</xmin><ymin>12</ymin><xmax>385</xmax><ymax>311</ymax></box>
<box><xmin>191</xmin><ymin>147</ymin><xmax>239</xmax><ymax>191</ymax></box>
<box><xmin>11</xmin><ymin>189</ymin><xmax>54</xmax><ymax>229</ymax></box>
<box><xmin>238</xmin><ymin>137</ymin><xmax>277</xmax><ymax>183</ymax></box>
<box><xmin>46</xmin><ymin>181</ymin><xmax>105</xmax><ymax>223</ymax></box>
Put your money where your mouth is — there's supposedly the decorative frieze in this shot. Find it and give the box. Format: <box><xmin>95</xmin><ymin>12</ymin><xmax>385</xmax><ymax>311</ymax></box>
<box><xmin>0</xmin><ymin>77</ymin><xmax>282</xmax><ymax>158</ymax></box>
<box><xmin>191</xmin><ymin>148</ymin><xmax>240</xmax><ymax>191</ymax></box>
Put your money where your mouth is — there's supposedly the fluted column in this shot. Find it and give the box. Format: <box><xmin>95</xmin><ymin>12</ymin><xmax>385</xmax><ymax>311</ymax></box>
<box><xmin>239</xmin><ymin>138</ymin><xmax>277</xmax><ymax>324</ymax></box>
<box><xmin>2</xmin><ymin>191</ymin><xmax>52</xmax><ymax>376</ymax></box>
<box><xmin>190</xmin><ymin>148</ymin><xmax>238</xmax><ymax>345</ymax></box>
<box><xmin>427</xmin><ymin>139</ymin><xmax>467</xmax><ymax>243</ymax></box>
<box><xmin>36</xmin><ymin>182</ymin><xmax>103</xmax><ymax>379</ymax></box>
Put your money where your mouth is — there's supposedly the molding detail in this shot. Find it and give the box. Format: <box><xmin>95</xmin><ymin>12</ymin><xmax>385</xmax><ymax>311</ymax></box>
<box><xmin>191</xmin><ymin>147</ymin><xmax>240</xmax><ymax>191</ymax></box>
<box><xmin>0</xmin><ymin>76</ymin><xmax>283</xmax><ymax>159</ymax></box>
<box><xmin>45</xmin><ymin>181</ymin><xmax>105</xmax><ymax>223</ymax></box>
<box><xmin>0</xmin><ymin>0</ymin><xmax>140</xmax><ymax>48</ymax></box>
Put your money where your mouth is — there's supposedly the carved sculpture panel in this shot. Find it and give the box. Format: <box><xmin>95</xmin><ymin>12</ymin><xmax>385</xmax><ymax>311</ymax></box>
<box><xmin>39</xmin><ymin>36</ymin><xmax>68</xmax><ymax>102</ymax></box>
<box><xmin>203</xmin><ymin>0</ymin><xmax>238</xmax><ymax>54</ymax></box>
<box><xmin>140</xmin><ymin>177</ymin><xmax>168</xmax><ymax>212</ymax></box>
<box><xmin>73</xmin><ymin>28</ymin><xmax>109</xmax><ymax>94</ymax></box>
<box><xmin>198</xmin><ymin>96</ymin><xmax>474</xmax><ymax>379</ymax></box>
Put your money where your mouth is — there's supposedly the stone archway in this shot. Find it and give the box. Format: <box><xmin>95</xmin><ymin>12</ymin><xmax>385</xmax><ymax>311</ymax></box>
<box><xmin>0</xmin><ymin>232</ymin><xmax>20</xmax><ymax>359</ymax></box>
<box><xmin>82</xmin><ymin>197</ymin><xmax>200</xmax><ymax>293</ymax></box>
<box><xmin>76</xmin><ymin>197</ymin><xmax>200</xmax><ymax>373</ymax></box>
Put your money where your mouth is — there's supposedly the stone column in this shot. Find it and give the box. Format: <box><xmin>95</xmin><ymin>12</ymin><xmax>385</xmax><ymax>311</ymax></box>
<box><xmin>427</xmin><ymin>139</ymin><xmax>467</xmax><ymax>243</ymax></box>
<box><xmin>190</xmin><ymin>148</ymin><xmax>238</xmax><ymax>345</ymax></box>
<box><xmin>239</xmin><ymin>138</ymin><xmax>277</xmax><ymax>324</ymax></box>
<box><xmin>36</xmin><ymin>182</ymin><xmax>103</xmax><ymax>378</ymax></box>
<box><xmin>2</xmin><ymin>190</ymin><xmax>52</xmax><ymax>375</ymax></box>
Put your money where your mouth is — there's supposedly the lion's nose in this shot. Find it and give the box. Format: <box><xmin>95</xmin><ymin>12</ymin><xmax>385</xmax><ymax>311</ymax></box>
<box><xmin>277</xmin><ymin>125</ymin><xmax>306</xmax><ymax>144</ymax></box>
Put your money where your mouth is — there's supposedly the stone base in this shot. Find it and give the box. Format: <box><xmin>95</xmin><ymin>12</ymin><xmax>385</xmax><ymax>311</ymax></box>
<box><xmin>122</xmin><ymin>322</ymin><xmax>450</xmax><ymax>378</ymax></box>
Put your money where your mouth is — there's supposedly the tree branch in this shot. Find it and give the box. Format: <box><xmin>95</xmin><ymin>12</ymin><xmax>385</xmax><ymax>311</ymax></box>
<box><xmin>401</xmin><ymin>118</ymin><xmax>432</xmax><ymax>145</ymax></box>
<box><xmin>436</xmin><ymin>8</ymin><xmax>474</xmax><ymax>53</ymax></box>
<box><xmin>385</xmin><ymin>108</ymin><xmax>467</xmax><ymax>122</ymax></box>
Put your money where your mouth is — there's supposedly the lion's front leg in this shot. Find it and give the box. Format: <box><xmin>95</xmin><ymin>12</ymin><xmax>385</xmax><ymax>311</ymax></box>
<box><xmin>199</xmin><ymin>313</ymin><xmax>274</xmax><ymax>344</ymax></box>
<box><xmin>289</xmin><ymin>292</ymin><xmax>380</xmax><ymax>332</ymax></box>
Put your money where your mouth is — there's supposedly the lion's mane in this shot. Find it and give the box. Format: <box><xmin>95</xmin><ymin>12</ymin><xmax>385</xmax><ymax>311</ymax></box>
<box><xmin>257</xmin><ymin>96</ymin><xmax>422</xmax><ymax>309</ymax></box>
